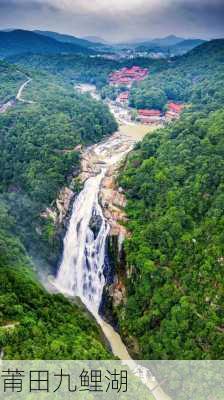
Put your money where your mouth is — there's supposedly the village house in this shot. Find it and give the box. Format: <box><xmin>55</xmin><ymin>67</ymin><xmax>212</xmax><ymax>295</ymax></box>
<box><xmin>116</xmin><ymin>91</ymin><xmax>129</xmax><ymax>105</ymax></box>
<box><xmin>165</xmin><ymin>102</ymin><xmax>184</xmax><ymax>120</ymax></box>
<box><xmin>137</xmin><ymin>109</ymin><xmax>163</xmax><ymax>124</ymax></box>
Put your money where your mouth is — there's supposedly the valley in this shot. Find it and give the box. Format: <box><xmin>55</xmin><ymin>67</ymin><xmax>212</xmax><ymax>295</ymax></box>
<box><xmin>52</xmin><ymin>82</ymin><xmax>158</xmax><ymax>359</ymax></box>
<box><xmin>0</xmin><ymin>30</ymin><xmax>224</xmax><ymax>365</ymax></box>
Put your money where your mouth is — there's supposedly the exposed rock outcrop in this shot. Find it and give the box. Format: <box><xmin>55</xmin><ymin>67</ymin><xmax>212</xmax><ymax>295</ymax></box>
<box><xmin>100</xmin><ymin>163</ymin><xmax>128</xmax><ymax>238</ymax></box>
<box><xmin>89</xmin><ymin>213</ymin><xmax>103</xmax><ymax>239</ymax></box>
<box><xmin>41</xmin><ymin>187</ymin><xmax>75</xmax><ymax>225</ymax></box>
<box><xmin>75</xmin><ymin>135</ymin><xmax>130</xmax><ymax>318</ymax></box>
<box><xmin>56</xmin><ymin>187</ymin><xmax>75</xmax><ymax>224</ymax></box>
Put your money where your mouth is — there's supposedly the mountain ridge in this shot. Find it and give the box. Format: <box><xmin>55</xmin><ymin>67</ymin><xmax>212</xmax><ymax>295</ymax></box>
<box><xmin>0</xmin><ymin>29</ymin><xmax>95</xmax><ymax>57</ymax></box>
<box><xmin>34</xmin><ymin>30</ymin><xmax>105</xmax><ymax>48</ymax></box>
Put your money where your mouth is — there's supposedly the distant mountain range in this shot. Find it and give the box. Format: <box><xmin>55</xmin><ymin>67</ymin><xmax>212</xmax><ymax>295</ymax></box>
<box><xmin>136</xmin><ymin>36</ymin><xmax>206</xmax><ymax>55</ymax></box>
<box><xmin>0</xmin><ymin>29</ymin><xmax>96</xmax><ymax>57</ymax></box>
<box><xmin>120</xmin><ymin>35</ymin><xmax>206</xmax><ymax>55</ymax></box>
<box><xmin>169</xmin><ymin>39</ymin><xmax>206</xmax><ymax>55</ymax></box>
<box><xmin>0</xmin><ymin>30</ymin><xmax>208</xmax><ymax>59</ymax></box>
<box><xmin>34</xmin><ymin>30</ymin><xmax>105</xmax><ymax>48</ymax></box>
<box><xmin>148</xmin><ymin>34</ymin><xmax>185</xmax><ymax>47</ymax></box>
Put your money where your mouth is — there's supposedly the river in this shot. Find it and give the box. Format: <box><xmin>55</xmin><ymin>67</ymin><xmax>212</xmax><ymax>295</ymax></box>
<box><xmin>55</xmin><ymin>84</ymin><xmax>150</xmax><ymax>358</ymax></box>
<box><xmin>54</xmin><ymin>84</ymin><xmax>170</xmax><ymax>399</ymax></box>
<box><xmin>54</xmin><ymin>130</ymin><xmax>137</xmax><ymax>358</ymax></box>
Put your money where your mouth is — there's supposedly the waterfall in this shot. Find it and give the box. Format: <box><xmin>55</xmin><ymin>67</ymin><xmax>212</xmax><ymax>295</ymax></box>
<box><xmin>55</xmin><ymin>169</ymin><xmax>109</xmax><ymax>314</ymax></box>
<box><xmin>53</xmin><ymin>132</ymin><xmax>141</xmax><ymax>363</ymax></box>
<box><xmin>54</xmin><ymin>158</ymin><xmax>172</xmax><ymax>400</ymax></box>
<box><xmin>53</xmin><ymin>96</ymin><xmax>171</xmax><ymax>399</ymax></box>
<box><xmin>54</xmin><ymin>132</ymin><xmax>135</xmax><ymax>315</ymax></box>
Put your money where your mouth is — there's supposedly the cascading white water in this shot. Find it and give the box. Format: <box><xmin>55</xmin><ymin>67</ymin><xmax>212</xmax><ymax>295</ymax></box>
<box><xmin>54</xmin><ymin>134</ymin><xmax>171</xmax><ymax>399</ymax></box>
<box><xmin>53</xmin><ymin>87</ymin><xmax>171</xmax><ymax>398</ymax></box>
<box><xmin>54</xmin><ymin>133</ymin><xmax>135</xmax><ymax>315</ymax></box>
<box><xmin>55</xmin><ymin>169</ymin><xmax>109</xmax><ymax>313</ymax></box>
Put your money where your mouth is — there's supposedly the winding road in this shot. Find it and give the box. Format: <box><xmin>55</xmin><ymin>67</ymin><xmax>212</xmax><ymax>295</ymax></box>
<box><xmin>0</xmin><ymin>76</ymin><xmax>33</xmax><ymax>114</ymax></box>
<box><xmin>16</xmin><ymin>77</ymin><xmax>33</xmax><ymax>103</ymax></box>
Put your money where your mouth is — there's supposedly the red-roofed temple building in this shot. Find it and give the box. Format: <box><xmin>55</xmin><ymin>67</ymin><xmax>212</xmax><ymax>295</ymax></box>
<box><xmin>165</xmin><ymin>102</ymin><xmax>184</xmax><ymax>120</ymax></box>
<box><xmin>109</xmin><ymin>66</ymin><xmax>148</xmax><ymax>87</ymax></box>
<box><xmin>137</xmin><ymin>109</ymin><xmax>162</xmax><ymax>124</ymax></box>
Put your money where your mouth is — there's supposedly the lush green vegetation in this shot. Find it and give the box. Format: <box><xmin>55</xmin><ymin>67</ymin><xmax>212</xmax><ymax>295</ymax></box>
<box><xmin>129</xmin><ymin>39</ymin><xmax>224</xmax><ymax>111</ymax></box>
<box><xmin>0</xmin><ymin>69</ymin><xmax>117</xmax><ymax>262</ymax></box>
<box><xmin>8</xmin><ymin>53</ymin><xmax>168</xmax><ymax>89</ymax></box>
<box><xmin>0</xmin><ymin>61</ymin><xmax>117</xmax><ymax>359</ymax></box>
<box><xmin>116</xmin><ymin>40</ymin><xmax>224</xmax><ymax>359</ymax></box>
<box><xmin>0</xmin><ymin>202</ymin><xmax>111</xmax><ymax>359</ymax></box>
<box><xmin>1</xmin><ymin>37</ymin><xmax>224</xmax><ymax>361</ymax></box>
<box><xmin>0</xmin><ymin>29</ymin><xmax>94</xmax><ymax>57</ymax></box>
<box><xmin>0</xmin><ymin>61</ymin><xmax>26</xmax><ymax>103</ymax></box>
<box><xmin>7</xmin><ymin>53</ymin><xmax>116</xmax><ymax>88</ymax></box>
<box><xmin>130</xmin><ymin>85</ymin><xmax>167</xmax><ymax>110</ymax></box>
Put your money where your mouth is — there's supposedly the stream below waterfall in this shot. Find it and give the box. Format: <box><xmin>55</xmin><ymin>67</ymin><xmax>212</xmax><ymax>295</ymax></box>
<box><xmin>53</xmin><ymin>85</ymin><xmax>170</xmax><ymax>400</ymax></box>
<box><xmin>54</xmin><ymin>131</ymin><xmax>135</xmax><ymax>359</ymax></box>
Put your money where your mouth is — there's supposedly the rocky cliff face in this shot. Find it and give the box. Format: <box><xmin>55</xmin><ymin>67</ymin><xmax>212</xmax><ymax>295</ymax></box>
<box><xmin>41</xmin><ymin>144</ymin><xmax>83</xmax><ymax>228</ymax></box>
<box><xmin>41</xmin><ymin>137</ymin><xmax>130</xmax><ymax>321</ymax></box>
<box><xmin>38</xmin><ymin>147</ymin><xmax>82</xmax><ymax>272</ymax></box>
<box><xmin>99</xmin><ymin>163</ymin><xmax>129</xmax><ymax>326</ymax></box>
<box><xmin>99</xmin><ymin>232</ymin><xmax>127</xmax><ymax>326</ymax></box>
<box><xmin>41</xmin><ymin>186</ymin><xmax>75</xmax><ymax>225</ymax></box>
<box><xmin>75</xmin><ymin>138</ymin><xmax>130</xmax><ymax>324</ymax></box>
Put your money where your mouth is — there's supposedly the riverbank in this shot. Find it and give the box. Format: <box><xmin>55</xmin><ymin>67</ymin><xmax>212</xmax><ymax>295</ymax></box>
<box><xmin>52</xmin><ymin>82</ymin><xmax>160</xmax><ymax>360</ymax></box>
<box><xmin>43</xmin><ymin>82</ymin><xmax>173</xmax><ymax>398</ymax></box>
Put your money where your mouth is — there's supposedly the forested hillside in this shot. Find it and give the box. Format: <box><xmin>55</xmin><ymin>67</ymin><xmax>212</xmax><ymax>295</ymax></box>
<box><xmin>0</xmin><ymin>210</ymin><xmax>111</xmax><ymax>359</ymax></box>
<box><xmin>0</xmin><ymin>69</ymin><xmax>117</xmax><ymax>259</ymax></box>
<box><xmin>0</xmin><ymin>29</ymin><xmax>94</xmax><ymax>57</ymax></box>
<box><xmin>35</xmin><ymin>30</ymin><xmax>105</xmax><ymax>49</ymax></box>
<box><xmin>7</xmin><ymin>53</ymin><xmax>168</xmax><ymax>88</ymax></box>
<box><xmin>0</xmin><ymin>63</ymin><xmax>116</xmax><ymax>359</ymax></box>
<box><xmin>1</xmin><ymin>35</ymin><xmax>224</xmax><ymax>361</ymax></box>
<box><xmin>0</xmin><ymin>61</ymin><xmax>26</xmax><ymax>103</ymax></box>
<box><xmin>135</xmin><ymin>37</ymin><xmax>205</xmax><ymax>56</ymax></box>
<box><xmin>116</xmin><ymin>39</ymin><xmax>224</xmax><ymax>359</ymax></box>
<box><xmin>129</xmin><ymin>39</ymin><xmax>224</xmax><ymax>111</ymax></box>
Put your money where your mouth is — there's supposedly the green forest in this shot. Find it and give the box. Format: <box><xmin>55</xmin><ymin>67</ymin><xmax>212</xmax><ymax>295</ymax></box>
<box><xmin>0</xmin><ymin>61</ymin><xmax>26</xmax><ymax>103</ymax></box>
<box><xmin>8</xmin><ymin>52</ymin><xmax>167</xmax><ymax>89</ymax></box>
<box><xmin>1</xmin><ymin>34</ymin><xmax>224</xmax><ymax>362</ymax></box>
<box><xmin>129</xmin><ymin>39</ymin><xmax>224</xmax><ymax>111</ymax></box>
<box><xmin>0</xmin><ymin>63</ymin><xmax>117</xmax><ymax>358</ymax></box>
<box><xmin>0</xmin><ymin>219</ymin><xmax>111</xmax><ymax>359</ymax></box>
<box><xmin>0</xmin><ymin>67</ymin><xmax>117</xmax><ymax>259</ymax></box>
<box><xmin>116</xmin><ymin>39</ymin><xmax>224</xmax><ymax>359</ymax></box>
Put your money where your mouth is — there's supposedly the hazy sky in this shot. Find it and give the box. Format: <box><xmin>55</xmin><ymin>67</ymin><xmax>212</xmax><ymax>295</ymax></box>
<box><xmin>0</xmin><ymin>0</ymin><xmax>224</xmax><ymax>42</ymax></box>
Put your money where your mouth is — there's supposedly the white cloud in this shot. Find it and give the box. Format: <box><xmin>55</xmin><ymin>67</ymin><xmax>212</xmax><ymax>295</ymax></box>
<box><xmin>25</xmin><ymin>0</ymin><xmax>163</xmax><ymax>16</ymax></box>
<box><xmin>0</xmin><ymin>0</ymin><xmax>223</xmax><ymax>40</ymax></box>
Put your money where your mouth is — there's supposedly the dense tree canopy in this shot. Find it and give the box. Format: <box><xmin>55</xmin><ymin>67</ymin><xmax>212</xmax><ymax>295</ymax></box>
<box><xmin>0</xmin><ymin>72</ymin><xmax>117</xmax><ymax>204</ymax></box>
<box><xmin>0</xmin><ymin>61</ymin><xmax>26</xmax><ymax>103</ymax></box>
<box><xmin>118</xmin><ymin>110</ymin><xmax>224</xmax><ymax>359</ymax></box>
<box><xmin>1</xmin><ymin>38</ymin><xmax>224</xmax><ymax>361</ymax></box>
<box><xmin>0</xmin><ymin>70</ymin><xmax>117</xmax><ymax>261</ymax></box>
<box><xmin>0</xmin><ymin>201</ymin><xmax>111</xmax><ymax>359</ymax></box>
<box><xmin>8</xmin><ymin>53</ymin><xmax>168</xmax><ymax>89</ymax></box>
<box><xmin>116</xmin><ymin>39</ymin><xmax>224</xmax><ymax>359</ymax></box>
<box><xmin>129</xmin><ymin>86</ymin><xmax>167</xmax><ymax>110</ymax></box>
<box><xmin>0</xmin><ymin>63</ymin><xmax>117</xmax><ymax>359</ymax></box>
<box><xmin>129</xmin><ymin>39</ymin><xmax>224</xmax><ymax>111</ymax></box>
